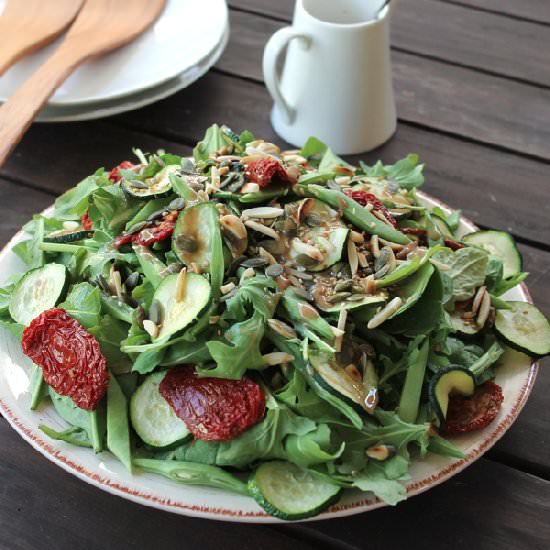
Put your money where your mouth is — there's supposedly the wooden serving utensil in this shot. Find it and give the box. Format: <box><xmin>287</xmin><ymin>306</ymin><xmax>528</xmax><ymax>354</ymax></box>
<box><xmin>0</xmin><ymin>0</ymin><xmax>84</xmax><ymax>76</ymax></box>
<box><xmin>0</xmin><ymin>0</ymin><xmax>166</xmax><ymax>166</ymax></box>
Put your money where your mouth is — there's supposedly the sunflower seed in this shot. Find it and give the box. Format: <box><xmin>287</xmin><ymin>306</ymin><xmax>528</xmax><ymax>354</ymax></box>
<box><xmin>168</xmin><ymin>197</ymin><xmax>186</xmax><ymax>210</ymax></box>
<box><xmin>241</xmin><ymin>257</ymin><xmax>268</xmax><ymax>268</ymax></box>
<box><xmin>476</xmin><ymin>291</ymin><xmax>492</xmax><ymax>328</ymax></box>
<box><xmin>472</xmin><ymin>286</ymin><xmax>487</xmax><ymax>315</ymax></box>
<box><xmin>63</xmin><ymin>220</ymin><xmax>80</xmax><ymax>232</ymax></box>
<box><xmin>370</xmin><ymin>234</ymin><xmax>380</xmax><ymax>257</ymax></box>
<box><xmin>366</xmin><ymin>444</ymin><xmax>395</xmax><ymax>461</ymax></box>
<box><xmin>351</xmin><ymin>230</ymin><xmax>364</xmax><ymax>244</ymax></box>
<box><xmin>326</xmin><ymin>292</ymin><xmax>352</xmax><ymax>304</ymax></box>
<box><xmin>124</xmin><ymin>272</ymin><xmax>141</xmax><ymax>291</ymax></box>
<box><xmin>335</xmin><ymin>279</ymin><xmax>353</xmax><ymax>292</ymax></box>
<box><xmin>242</xmin><ymin>207</ymin><xmax>284</xmax><ymax>220</ymax></box>
<box><xmin>262</xmin><ymin>352</ymin><xmax>295</xmax><ymax>366</ymax></box>
<box><xmin>244</xmin><ymin>219</ymin><xmax>279</xmax><ymax>240</ymax></box>
<box><xmin>265</xmin><ymin>263</ymin><xmax>284</xmax><ymax>277</ymax></box>
<box><xmin>143</xmin><ymin>320</ymin><xmax>158</xmax><ymax>339</ymax></box>
<box><xmin>176</xmin><ymin>235</ymin><xmax>198</xmax><ymax>253</ymax></box>
<box><xmin>130</xmin><ymin>179</ymin><xmax>149</xmax><ymax>189</ymax></box>
<box><xmin>367</xmin><ymin>297</ymin><xmax>403</xmax><ymax>329</ymax></box>
<box><xmin>148</xmin><ymin>300</ymin><xmax>164</xmax><ymax>325</ymax></box>
<box><xmin>267</xmin><ymin>319</ymin><xmax>297</xmax><ymax>339</ymax></box>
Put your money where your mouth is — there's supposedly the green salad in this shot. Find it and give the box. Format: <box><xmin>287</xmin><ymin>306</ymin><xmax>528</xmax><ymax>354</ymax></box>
<box><xmin>2</xmin><ymin>124</ymin><xmax>549</xmax><ymax>520</ymax></box>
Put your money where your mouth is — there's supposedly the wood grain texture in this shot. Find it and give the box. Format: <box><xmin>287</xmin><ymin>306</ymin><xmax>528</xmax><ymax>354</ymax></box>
<box><xmin>217</xmin><ymin>10</ymin><xmax>550</xmax><ymax>160</ymax></box>
<box><xmin>0</xmin><ymin>0</ymin><xmax>83</xmax><ymax>76</ymax></box>
<box><xmin>440</xmin><ymin>0</ymin><xmax>550</xmax><ymax>25</ymax></box>
<box><xmin>299</xmin><ymin>459</ymin><xmax>550</xmax><ymax>550</ymax></box>
<box><xmin>231</xmin><ymin>0</ymin><xmax>550</xmax><ymax>87</ymax></box>
<box><xmin>0</xmin><ymin>425</ymin><xmax>313</xmax><ymax>550</ymax></box>
<box><xmin>114</xmin><ymin>72</ymin><xmax>550</xmax><ymax>246</ymax></box>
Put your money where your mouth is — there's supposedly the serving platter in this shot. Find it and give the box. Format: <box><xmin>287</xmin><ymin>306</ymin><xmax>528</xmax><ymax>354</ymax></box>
<box><xmin>0</xmin><ymin>192</ymin><xmax>538</xmax><ymax>522</ymax></box>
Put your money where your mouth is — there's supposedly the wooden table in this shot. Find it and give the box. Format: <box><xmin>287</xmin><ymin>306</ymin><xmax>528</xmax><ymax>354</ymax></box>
<box><xmin>1</xmin><ymin>1</ymin><xmax>549</xmax><ymax>548</ymax></box>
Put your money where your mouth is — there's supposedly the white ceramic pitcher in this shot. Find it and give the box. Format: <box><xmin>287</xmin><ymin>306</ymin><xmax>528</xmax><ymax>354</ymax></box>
<box><xmin>263</xmin><ymin>0</ymin><xmax>396</xmax><ymax>154</ymax></box>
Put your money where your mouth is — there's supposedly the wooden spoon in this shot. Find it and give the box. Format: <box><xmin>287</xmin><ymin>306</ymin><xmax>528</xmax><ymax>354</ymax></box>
<box><xmin>0</xmin><ymin>0</ymin><xmax>84</xmax><ymax>76</ymax></box>
<box><xmin>0</xmin><ymin>0</ymin><xmax>166</xmax><ymax>166</ymax></box>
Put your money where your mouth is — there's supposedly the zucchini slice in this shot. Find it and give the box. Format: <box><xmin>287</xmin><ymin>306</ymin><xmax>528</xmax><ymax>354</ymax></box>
<box><xmin>248</xmin><ymin>461</ymin><xmax>342</xmax><ymax>520</ymax></box>
<box><xmin>309</xmin><ymin>352</ymin><xmax>367</xmax><ymax>411</ymax></box>
<box><xmin>287</xmin><ymin>199</ymin><xmax>349</xmax><ymax>272</ymax></box>
<box><xmin>429</xmin><ymin>366</ymin><xmax>476</xmax><ymax>423</ymax></box>
<box><xmin>495</xmin><ymin>301</ymin><xmax>550</xmax><ymax>357</ymax></box>
<box><xmin>9</xmin><ymin>263</ymin><xmax>67</xmax><ymax>326</ymax></box>
<box><xmin>172</xmin><ymin>202</ymin><xmax>220</xmax><ymax>273</ymax></box>
<box><xmin>130</xmin><ymin>371</ymin><xmax>191</xmax><ymax>448</ymax></box>
<box><xmin>44</xmin><ymin>230</ymin><xmax>93</xmax><ymax>243</ymax></box>
<box><xmin>121</xmin><ymin>165</ymin><xmax>180</xmax><ymax>199</ymax></box>
<box><xmin>463</xmin><ymin>230</ymin><xmax>522</xmax><ymax>278</ymax></box>
<box><xmin>151</xmin><ymin>272</ymin><xmax>211</xmax><ymax>342</ymax></box>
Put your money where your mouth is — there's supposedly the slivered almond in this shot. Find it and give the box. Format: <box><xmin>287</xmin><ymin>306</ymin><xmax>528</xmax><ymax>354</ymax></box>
<box><xmin>175</xmin><ymin>268</ymin><xmax>187</xmax><ymax>303</ymax></box>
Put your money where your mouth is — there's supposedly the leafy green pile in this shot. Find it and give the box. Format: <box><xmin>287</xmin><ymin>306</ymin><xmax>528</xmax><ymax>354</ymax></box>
<box><xmin>1</xmin><ymin>124</ymin><xmax>545</xmax><ymax>519</ymax></box>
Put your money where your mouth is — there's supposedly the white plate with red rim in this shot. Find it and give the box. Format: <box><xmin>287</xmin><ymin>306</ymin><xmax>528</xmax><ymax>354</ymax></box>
<box><xmin>0</xmin><ymin>192</ymin><xmax>538</xmax><ymax>522</ymax></box>
<box><xmin>0</xmin><ymin>0</ymin><xmax>228</xmax><ymax>107</ymax></box>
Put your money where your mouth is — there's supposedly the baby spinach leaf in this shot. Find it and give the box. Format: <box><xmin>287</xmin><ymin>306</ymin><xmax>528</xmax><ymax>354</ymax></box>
<box><xmin>59</xmin><ymin>282</ymin><xmax>101</xmax><ymax>329</ymax></box>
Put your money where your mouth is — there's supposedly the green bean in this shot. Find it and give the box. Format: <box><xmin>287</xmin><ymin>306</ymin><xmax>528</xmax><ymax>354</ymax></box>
<box><xmin>29</xmin><ymin>364</ymin><xmax>46</xmax><ymax>410</ymax></box>
<box><xmin>133</xmin><ymin>459</ymin><xmax>249</xmax><ymax>496</ymax></box>
<box><xmin>398</xmin><ymin>337</ymin><xmax>430</xmax><ymax>423</ymax></box>
<box><xmin>297</xmin><ymin>184</ymin><xmax>410</xmax><ymax>244</ymax></box>
<box><xmin>132</xmin><ymin>244</ymin><xmax>167</xmax><ymax>289</ymax></box>
<box><xmin>107</xmin><ymin>375</ymin><xmax>133</xmax><ymax>473</ymax></box>
<box><xmin>470</xmin><ymin>341</ymin><xmax>505</xmax><ymax>378</ymax></box>
<box><xmin>282</xmin><ymin>289</ymin><xmax>335</xmax><ymax>342</ymax></box>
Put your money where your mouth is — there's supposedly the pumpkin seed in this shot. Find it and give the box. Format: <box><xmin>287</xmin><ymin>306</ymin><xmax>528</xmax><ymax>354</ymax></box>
<box><xmin>130</xmin><ymin>179</ymin><xmax>149</xmax><ymax>189</ymax></box>
<box><xmin>326</xmin><ymin>292</ymin><xmax>352</xmax><ymax>304</ymax></box>
<box><xmin>267</xmin><ymin>319</ymin><xmax>297</xmax><ymax>339</ymax></box>
<box><xmin>265</xmin><ymin>263</ymin><xmax>284</xmax><ymax>277</ymax></box>
<box><xmin>176</xmin><ymin>235</ymin><xmax>198</xmax><ymax>253</ymax></box>
<box><xmin>241</xmin><ymin>257</ymin><xmax>268</xmax><ymax>268</ymax></box>
<box><xmin>147</xmin><ymin>209</ymin><xmax>167</xmax><ymax>223</ymax></box>
<box><xmin>168</xmin><ymin>197</ymin><xmax>186</xmax><ymax>211</ymax></box>
<box><xmin>347</xmin><ymin>294</ymin><xmax>366</xmax><ymax>302</ymax></box>
<box><xmin>124</xmin><ymin>272</ymin><xmax>141</xmax><ymax>291</ymax></box>
<box><xmin>373</xmin><ymin>263</ymin><xmax>391</xmax><ymax>279</ymax></box>
<box><xmin>96</xmin><ymin>275</ymin><xmax>110</xmax><ymax>294</ymax></box>
<box><xmin>148</xmin><ymin>300</ymin><xmax>164</xmax><ymax>325</ymax></box>
<box><xmin>304</xmin><ymin>212</ymin><xmax>322</xmax><ymax>227</ymax></box>
<box><xmin>335</xmin><ymin>279</ymin><xmax>353</xmax><ymax>292</ymax></box>
<box><xmin>374</xmin><ymin>246</ymin><xmax>394</xmax><ymax>273</ymax></box>
<box><xmin>180</xmin><ymin>159</ymin><xmax>195</xmax><ymax>174</ymax></box>
<box><xmin>127</xmin><ymin>220</ymin><xmax>148</xmax><ymax>234</ymax></box>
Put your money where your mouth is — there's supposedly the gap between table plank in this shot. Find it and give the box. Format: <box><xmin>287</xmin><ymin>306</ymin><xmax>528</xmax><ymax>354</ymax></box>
<box><xmin>217</xmin><ymin>9</ymin><xmax>550</xmax><ymax>161</ymax></box>
<box><xmin>229</xmin><ymin>0</ymin><xmax>550</xmax><ymax>88</ymax></box>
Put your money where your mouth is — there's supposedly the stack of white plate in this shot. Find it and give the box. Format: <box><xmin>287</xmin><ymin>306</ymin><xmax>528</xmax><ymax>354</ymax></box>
<box><xmin>0</xmin><ymin>0</ymin><xmax>229</xmax><ymax>122</ymax></box>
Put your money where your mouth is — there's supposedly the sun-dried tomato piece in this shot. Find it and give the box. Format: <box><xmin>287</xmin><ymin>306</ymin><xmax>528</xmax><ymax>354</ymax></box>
<box><xmin>108</xmin><ymin>160</ymin><xmax>135</xmax><ymax>183</ymax></box>
<box><xmin>113</xmin><ymin>212</ymin><xmax>177</xmax><ymax>248</ymax></box>
<box><xmin>159</xmin><ymin>366</ymin><xmax>265</xmax><ymax>441</ymax></box>
<box><xmin>343</xmin><ymin>190</ymin><xmax>398</xmax><ymax>228</ymax></box>
<box><xmin>442</xmin><ymin>381</ymin><xmax>504</xmax><ymax>435</ymax></box>
<box><xmin>21</xmin><ymin>308</ymin><xmax>109</xmax><ymax>410</ymax></box>
<box><xmin>444</xmin><ymin>238</ymin><xmax>465</xmax><ymax>251</ymax></box>
<box><xmin>245</xmin><ymin>158</ymin><xmax>290</xmax><ymax>188</ymax></box>
<box><xmin>80</xmin><ymin>212</ymin><xmax>93</xmax><ymax>230</ymax></box>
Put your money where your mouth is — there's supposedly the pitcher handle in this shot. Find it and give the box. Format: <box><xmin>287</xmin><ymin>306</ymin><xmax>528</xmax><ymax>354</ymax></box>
<box><xmin>263</xmin><ymin>27</ymin><xmax>311</xmax><ymax>125</ymax></box>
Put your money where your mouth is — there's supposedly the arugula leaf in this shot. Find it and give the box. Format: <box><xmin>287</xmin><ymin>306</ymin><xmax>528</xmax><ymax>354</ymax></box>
<box><xmin>300</xmin><ymin>136</ymin><xmax>350</xmax><ymax>170</ymax></box>
<box><xmin>12</xmin><ymin>216</ymin><xmax>44</xmax><ymax>268</ymax></box>
<box><xmin>359</xmin><ymin>154</ymin><xmax>425</xmax><ymax>189</ymax></box>
<box><xmin>204</xmin><ymin>311</ymin><xmax>266</xmax><ymax>379</ymax></box>
<box><xmin>224</xmin><ymin>275</ymin><xmax>278</xmax><ymax>321</ymax></box>
<box><xmin>193</xmin><ymin>124</ymin><xmax>228</xmax><ymax>162</ymax></box>
<box><xmin>89</xmin><ymin>184</ymin><xmax>143</xmax><ymax>234</ymax></box>
<box><xmin>59</xmin><ymin>282</ymin><xmax>101</xmax><ymax>329</ymax></box>
<box><xmin>54</xmin><ymin>171</ymin><xmax>107</xmax><ymax>218</ymax></box>
<box><xmin>285</xmin><ymin>424</ymin><xmax>345</xmax><ymax>467</ymax></box>
<box><xmin>275</xmin><ymin>369</ymin><xmax>340</xmax><ymax>420</ymax></box>
<box><xmin>350</xmin><ymin>462</ymin><xmax>407</xmax><ymax>505</ymax></box>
